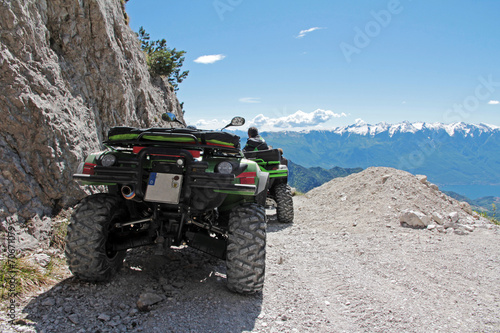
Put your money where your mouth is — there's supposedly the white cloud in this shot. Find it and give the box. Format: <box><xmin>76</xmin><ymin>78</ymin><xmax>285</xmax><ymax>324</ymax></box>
<box><xmin>488</xmin><ymin>100</ymin><xmax>499</xmax><ymax>105</ymax></box>
<box><xmin>250</xmin><ymin>109</ymin><xmax>347</xmax><ymax>130</ymax></box>
<box><xmin>239</xmin><ymin>97</ymin><xmax>261</xmax><ymax>104</ymax></box>
<box><xmin>194</xmin><ymin>54</ymin><xmax>226</xmax><ymax>64</ymax></box>
<box><xmin>190</xmin><ymin>109</ymin><xmax>347</xmax><ymax>132</ymax></box>
<box><xmin>192</xmin><ymin>118</ymin><xmax>229</xmax><ymax>130</ymax></box>
<box><xmin>296</xmin><ymin>27</ymin><xmax>325</xmax><ymax>38</ymax></box>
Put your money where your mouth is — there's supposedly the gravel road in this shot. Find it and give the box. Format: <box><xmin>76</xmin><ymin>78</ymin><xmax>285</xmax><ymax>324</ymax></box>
<box><xmin>2</xmin><ymin>168</ymin><xmax>500</xmax><ymax>332</ymax></box>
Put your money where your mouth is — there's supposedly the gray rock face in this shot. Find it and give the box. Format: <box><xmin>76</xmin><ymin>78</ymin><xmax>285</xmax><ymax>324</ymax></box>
<box><xmin>0</xmin><ymin>0</ymin><xmax>183</xmax><ymax>222</ymax></box>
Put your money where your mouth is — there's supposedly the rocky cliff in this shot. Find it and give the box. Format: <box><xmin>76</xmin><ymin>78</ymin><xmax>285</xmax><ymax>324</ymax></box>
<box><xmin>0</xmin><ymin>0</ymin><xmax>183</xmax><ymax>223</ymax></box>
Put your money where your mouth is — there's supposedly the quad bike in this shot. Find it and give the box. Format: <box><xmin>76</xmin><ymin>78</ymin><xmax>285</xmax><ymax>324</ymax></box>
<box><xmin>243</xmin><ymin>149</ymin><xmax>294</xmax><ymax>224</ymax></box>
<box><xmin>65</xmin><ymin>114</ymin><xmax>269</xmax><ymax>294</ymax></box>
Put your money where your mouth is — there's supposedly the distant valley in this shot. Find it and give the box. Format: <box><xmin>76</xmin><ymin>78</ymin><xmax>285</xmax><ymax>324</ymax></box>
<box><xmin>236</xmin><ymin>121</ymin><xmax>500</xmax><ymax>198</ymax></box>
<box><xmin>287</xmin><ymin>161</ymin><xmax>362</xmax><ymax>193</ymax></box>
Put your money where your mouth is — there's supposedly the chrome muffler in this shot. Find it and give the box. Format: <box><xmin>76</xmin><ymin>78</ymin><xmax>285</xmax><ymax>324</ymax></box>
<box><xmin>121</xmin><ymin>185</ymin><xmax>136</xmax><ymax>200</ymax></box>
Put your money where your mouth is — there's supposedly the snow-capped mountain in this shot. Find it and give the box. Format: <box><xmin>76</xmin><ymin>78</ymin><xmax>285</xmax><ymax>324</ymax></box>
<box><xmin>258</xmin><ymin>122</ymin><xmax>500</xmax><ymax>188</ymax></box>
<box><xmin>329</xmin><ymin>121</ymin><xmax>499</xmax><ymax>137</ymax></box>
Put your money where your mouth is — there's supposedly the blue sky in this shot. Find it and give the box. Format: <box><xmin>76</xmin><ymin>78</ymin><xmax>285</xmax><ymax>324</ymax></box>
<box><xmin>126</xmin><ymin>0</ymin><xmax>500</xmax><ymax>131</ymax></box>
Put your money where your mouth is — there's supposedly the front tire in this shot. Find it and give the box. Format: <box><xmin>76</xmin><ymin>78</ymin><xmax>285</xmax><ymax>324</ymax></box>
<box><xmin>226</xmin><ymin>203</ymin><xmax>266</xmax><ymax>294</ymax></box>
<box><xmin>65</xmin><ymin>193</ymin><xmax>128</xmax><ymax>282</ymax></box>
<box><xmin>273</xmin><ymin>183</ymin><xmax>294</xmax><ymax>224</ymax></box>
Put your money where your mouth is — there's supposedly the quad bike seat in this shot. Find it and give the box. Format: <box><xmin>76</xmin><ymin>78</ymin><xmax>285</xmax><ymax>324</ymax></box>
<box><xmin>243</xmin><ymin>149</ymin><xmax>281</xmax><ymax>162</ymax></box>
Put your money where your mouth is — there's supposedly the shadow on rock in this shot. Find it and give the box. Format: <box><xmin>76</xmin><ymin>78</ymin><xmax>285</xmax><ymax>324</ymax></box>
<box><xmin>23</xmin><ymin>246</ymin><xmax>263</xmax><ymax>332</ymax></box>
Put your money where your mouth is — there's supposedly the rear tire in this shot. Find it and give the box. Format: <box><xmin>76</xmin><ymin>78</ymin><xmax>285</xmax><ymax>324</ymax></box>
<box><xmin>273</xmin><ymin>183</ymin><xmax>294</xmax><ymax>224</ymax></box>
<box><xmin>226</xmin><ymin>203</ymin><xmax>266</xmax><ymax>294</ymax></box>
<box><xmin>65</xmin><ymin>193</ymin><xmax>128</xmax><ymax>282</ymax></box>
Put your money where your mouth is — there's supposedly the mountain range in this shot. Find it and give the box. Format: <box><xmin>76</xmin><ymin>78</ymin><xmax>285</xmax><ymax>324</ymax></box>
<box><xmin>287</xmin><ymin>161</ymin><xmax>362</xmax><ymax>193</ymax></box>
<box><xmin>236</xmin><ymin>121</ymin><xmax>500</xmax><ymax>189</ymax></box>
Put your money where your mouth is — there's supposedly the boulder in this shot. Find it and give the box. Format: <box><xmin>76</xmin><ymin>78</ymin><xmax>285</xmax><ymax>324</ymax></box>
<box><xmin>400</xmin><ymin>210</ymin><xmax>431</xmax><ymax>227</ymax></box>
<box><xmin>431</xmin><ymin>212</ymin><xmax>444</xmax><ymax>225</ymax></box>
<box><xmin>416</xmin><ymin>175</ymin><xmax>428</xmax><ymax>184</ymax></box>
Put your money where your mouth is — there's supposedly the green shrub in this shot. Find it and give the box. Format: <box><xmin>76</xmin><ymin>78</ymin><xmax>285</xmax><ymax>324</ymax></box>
<box><xmin>137</xmin><ymin>27</ymin><xmax>189</xmax><ymax>91</ymax></box>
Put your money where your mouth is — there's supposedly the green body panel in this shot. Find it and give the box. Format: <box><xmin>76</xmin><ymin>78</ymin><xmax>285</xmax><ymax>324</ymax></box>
<box><xmin>108</xmin><ymin>134</ymin><xmax>140</xmax><ymax>141</ymax></box>
<box><xmin>142</xmin><ymin>135</ymin><xmax>196</xmax><ymax>143</ymax></box>
<box><xmin>253</xmin><ymin>160</ymin><xmax>288</xmax><ymax>179</ymax></box>
<box><xmin>267</xmin><ymin>169</ymin><xmax>288</xmax><ymax>178</ymax></box>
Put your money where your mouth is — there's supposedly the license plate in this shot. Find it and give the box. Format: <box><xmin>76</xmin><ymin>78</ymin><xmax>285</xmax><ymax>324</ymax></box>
<box><xmin>144</xmin><ymin>173</ymin><xmax>183</xmax><ymax>204</ymax></box>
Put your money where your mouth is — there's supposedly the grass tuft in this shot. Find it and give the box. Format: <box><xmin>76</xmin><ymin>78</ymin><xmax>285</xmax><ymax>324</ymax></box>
<box><xmin>50</xmin><ymin>218</ymin><xmax>69</xmax><ymax>251</ymax></box>
<box><xmin>1</xmin><ymin>257</ymin><xmax>55</xmax><ymax>299</ymax></box>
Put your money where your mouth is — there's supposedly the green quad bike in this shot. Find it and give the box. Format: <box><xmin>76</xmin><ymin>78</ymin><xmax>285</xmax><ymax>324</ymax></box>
<box><xmin>66</xmin><ymin>114</ymin><xmax>269</xmax><ymax>294</ymax></box>
<box><xmin>243</xmin><ymin>149</ymin><xmax>294</xmax><ymax>224</ymax></box>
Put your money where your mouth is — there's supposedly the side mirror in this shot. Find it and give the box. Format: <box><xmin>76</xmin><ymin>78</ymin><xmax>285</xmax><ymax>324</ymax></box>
<box><xmin>222</xmin><ymin>116</ymin><xmax>245</xmax><ymax>130</ymax></box>
<box><xmin>161</xmin><ymin>112</ymin><xmax>177</xmax><ymax>122</ymax></box>
<box><xmin>161</xmin><ymin>112</ymin><xmax>184</xmax><ymax>126</ymax></box>
<box><xmin>230</xmin><ymin>116</ymin><xmax>245</xmax><ymax>127</ymax></box>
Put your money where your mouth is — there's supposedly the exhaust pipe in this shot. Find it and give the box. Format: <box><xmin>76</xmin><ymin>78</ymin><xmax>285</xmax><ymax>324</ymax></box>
<box><xmin>121</xmin><ymin>185</ymin><xmax>136</xmax><ymax>200</ymax></box>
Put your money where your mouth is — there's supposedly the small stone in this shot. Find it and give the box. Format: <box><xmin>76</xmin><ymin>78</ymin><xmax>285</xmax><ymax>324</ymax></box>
<box><xmin>427</xmin><ymin>224</ymin><xmax>436</xmax><ymax>230</ymax></box>
<box><xmin>68</xmin><ymin>314</ymin><xmax>79</xmax><ymax>325</ymax></box>
<box><xmin>42</xmin><ymin>298</ymin><xmax>55</xmax><ymax>306</ymax></box>
<box><xmin>137</xmin><ymin>293</ymin><xmax>163</xmax><ymax>311</ymax></box>
<box><xmin>98</xmin><ymin>314</ymin><xmax>111</xmax><ymax>321</ymax></box>
<box><xmin>449</xmin><ymin>212</ymin><xmax>459</xmax><ymax>223</ymax></box>
<box><xmin>416</xmin><ymin>175</ymin><xmax>427</xmax><ymax>184</ymax></box>
<box><xmin>429</xmin><ymin>183</ymin><xmax>439</xmax><ymax>191</ymax></box>
<box><xmin>432</xmin><ymin>212</ymin><xmax>444</xmax><ymax>225</ymax></box>
<box><xmin>443</xmin><ymin>222</ymin><xmax>456</xmax><ymax>229</ymax></box>
<box><xmin>463</xmin><ymin>225</ymin><xmax>474</xmax><ymax>232</ymax></box>
<box><xmin>454</xmin><ymin>228</ymin><xmax>468</xmax><ymax>236</ymax></box>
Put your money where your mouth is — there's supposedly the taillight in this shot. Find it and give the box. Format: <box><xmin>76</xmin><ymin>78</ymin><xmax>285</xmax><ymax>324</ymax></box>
<box><xmin>133</xmin><ymin>146</ymin><xmax>145</xmax><ymax>154</ymax></box>
<box><xmin>82</xmin><ymin>163</ymin><xmax>96</xmax><ymax>175</ymax></box>
<box><xmin>237</xmin><ymin>172</ymin><xmax>256</xmax><ymax>184</ymax></box>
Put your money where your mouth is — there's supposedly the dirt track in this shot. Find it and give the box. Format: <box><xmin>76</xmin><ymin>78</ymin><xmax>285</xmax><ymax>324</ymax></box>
<box><xmin>2</xmin><ymin>168</ymin><xmax>500</xmax><ymax>332</ymax></box>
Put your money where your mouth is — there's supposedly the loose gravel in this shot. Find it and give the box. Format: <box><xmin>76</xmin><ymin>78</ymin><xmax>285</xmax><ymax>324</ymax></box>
<box><xmin>2</xmin><ymin>167</ymin><xmax>499</xmax><ymax>332</ymax></box>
